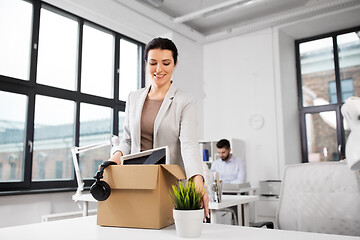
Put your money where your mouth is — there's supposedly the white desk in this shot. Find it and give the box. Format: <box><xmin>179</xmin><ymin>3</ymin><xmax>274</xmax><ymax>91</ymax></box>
<box><xmin>72</xmin><ymin>192</ymin><xmax>97</xmax><ymax>216</ymax></box>
<box><xmin>222</xmin><ymin>186</ymin><xmax>259</xmax><ymax>223</ymax></box>
<box><xmin>1</xmin><ymin>215</ymin><xmax>359</xmax><ymax>240</ymax></box>
<box><xmin>222</xmin><ymin>186</ymin><xmax>259</xmax><ymax>195</ymax></box>
<box><xmin>209</xmin><ymin>195</ymin><xmax>258</xmax><ymax>226</ymax></box>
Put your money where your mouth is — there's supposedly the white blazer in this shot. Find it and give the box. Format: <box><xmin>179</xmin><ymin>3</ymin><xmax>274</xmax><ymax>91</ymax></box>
<box><xmin>112</xmin><ymin>83</ymin><xmax>203</xmax><ymax>179</ymax></box>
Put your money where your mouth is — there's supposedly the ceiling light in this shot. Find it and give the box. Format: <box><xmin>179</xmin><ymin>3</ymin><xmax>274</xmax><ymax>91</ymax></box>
<box><xmin>173</xmin><ymin>0</ymin><xmax>252</xmax><ymax>23</ymax></box>
<box><xmin>138</xmin><ymin>0</ymin><xmax>164</xmax><ymax>8</ymax></box>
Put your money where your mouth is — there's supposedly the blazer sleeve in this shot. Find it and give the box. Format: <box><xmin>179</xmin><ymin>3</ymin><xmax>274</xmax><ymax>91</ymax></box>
<box><xmin>179</xmin><ymin>95</ymin><xmax>204</xmax><ymax>180</ymax></box>
<box><xmin>111</xmin><ymin>92</ymin><xmax>132</xmax><ymax>156</ymax></box>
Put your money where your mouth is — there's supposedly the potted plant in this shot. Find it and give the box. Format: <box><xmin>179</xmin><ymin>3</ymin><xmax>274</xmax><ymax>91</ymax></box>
<box><xmin>169</xmin><ymin>180</ymin><xmax>204</xmax><ymax>238</ymax></box>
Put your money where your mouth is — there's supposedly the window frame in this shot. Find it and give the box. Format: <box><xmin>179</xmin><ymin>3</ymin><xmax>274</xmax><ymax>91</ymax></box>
<box><xmin>296</xmin><ymin>25</ymin><xmax>360</xmax><ymax>163</ymax></box>
<box><xmin>0</xmin><ymin>0</ymin><xmax>145</xmax><ymax>194</ymax></box>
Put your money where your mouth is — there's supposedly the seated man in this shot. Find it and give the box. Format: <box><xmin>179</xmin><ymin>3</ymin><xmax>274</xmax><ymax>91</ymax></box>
<box><xmin>210</xmin><ymin>139</ymin><xmax>246</xmax><ymax>183</ymax></box>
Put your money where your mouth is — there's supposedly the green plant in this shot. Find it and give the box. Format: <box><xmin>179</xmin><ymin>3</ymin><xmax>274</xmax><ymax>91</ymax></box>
<box><xmin>169</xmin><ymin>180</ymin><xmax>204</xmax><ymax>210</ymax></box>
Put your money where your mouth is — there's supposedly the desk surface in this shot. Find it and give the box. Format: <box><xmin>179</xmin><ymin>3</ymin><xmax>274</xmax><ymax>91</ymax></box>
<box><xmin>209</xmin><ymin>194</ymin><xmax>258</xmax><ymax>209</ymax></box>
<box><xmin>1</xmin><ymin>215</ymin><xmax>359</xmax><ymax>240</ymax></box>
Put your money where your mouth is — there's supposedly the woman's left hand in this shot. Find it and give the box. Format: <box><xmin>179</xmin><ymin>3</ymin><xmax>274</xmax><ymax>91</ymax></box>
<box><xmin>193</xmin><ymin>175</ymin><xmax>210</xmax><ymax>220</ymax></box>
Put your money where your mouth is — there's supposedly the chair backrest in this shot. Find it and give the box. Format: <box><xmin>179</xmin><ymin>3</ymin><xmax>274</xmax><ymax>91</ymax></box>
<box><xmin>277</xmin><ymin>161</ymin><xmax>360</xmax><ymax>236</ymax></box>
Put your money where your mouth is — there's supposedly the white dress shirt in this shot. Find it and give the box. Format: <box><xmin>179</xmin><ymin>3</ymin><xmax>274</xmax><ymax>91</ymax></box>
<box><xmin>210</xmin><ymin>155</ymin><xmax>246</xmax><ymax>183</ymax></box>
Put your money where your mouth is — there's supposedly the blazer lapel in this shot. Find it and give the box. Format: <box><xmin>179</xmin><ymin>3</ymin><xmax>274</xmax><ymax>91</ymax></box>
<box><xmin>133</xmin><ymin>86</ymin><xmax>150</xmax><ymax>151</ymax></box>
<box><xmin>153</xmin><ymin>84</ymin><xmax>176</xmax><ymax>142</ymax></box>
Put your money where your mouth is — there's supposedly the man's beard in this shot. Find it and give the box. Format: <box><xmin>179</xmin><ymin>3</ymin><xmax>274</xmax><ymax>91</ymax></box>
<box><xmin>221</xmin><ymin>153</ymin><xmax>230</xmax><ymax>161</ymax></box>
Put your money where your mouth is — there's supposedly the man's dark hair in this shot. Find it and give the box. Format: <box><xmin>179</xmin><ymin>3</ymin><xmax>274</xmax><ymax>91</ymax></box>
<box><xmin>144</xmin><ymin>37</ymin><xmax>178</xmax><ymax>65</ymax></box>
<box><xmin>216</xmin><ymin>139</ymin><xmax>230</xmax><ymax>149</ymax></box>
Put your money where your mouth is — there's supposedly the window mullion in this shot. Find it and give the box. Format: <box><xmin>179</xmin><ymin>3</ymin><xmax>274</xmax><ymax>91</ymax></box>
<box><xmin>333</xmin><ymin>36</ymin><xmax>342</xmax><ymax>104</ymax></box>
<box><xmin>113</xmin><ymin>34</ymin><xmax>120</xmax><ymax>135</ymax></box>
<box><xmin>333</xmin><ymin>35</ymin><xmax>346</xmax><ymax>160</ymax></box>
<box><xmin>24</xmin><ymin>0</ymin><xmax>41</xmax><ymax>188</ymax></box>
<box><xmin>29</xmin><ymin>0</ymin><xmax>41</xmax><ymax>85</ymax></box>
<box><xmin>24</xmin><ymin>93</ymin><xmax>35</xmax><ymax>188</ymax></box>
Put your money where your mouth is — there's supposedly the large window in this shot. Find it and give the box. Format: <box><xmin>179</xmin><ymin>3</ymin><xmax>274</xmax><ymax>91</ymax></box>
<box><xmin>296</xmin><ymin>26</ymin><xmax>360</xmax><ymax>163</ymax></box>
<box><xmin>0</xmin><ymin>0</ymin><xmax>144</xmax><ymax>193</ymax></box>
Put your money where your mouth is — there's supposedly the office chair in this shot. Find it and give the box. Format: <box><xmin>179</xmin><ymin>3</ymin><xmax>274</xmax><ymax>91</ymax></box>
<box><xmin>277</xmin><ymin>161</ymin><xmax>360</xmax><ymax>236</ymax></box>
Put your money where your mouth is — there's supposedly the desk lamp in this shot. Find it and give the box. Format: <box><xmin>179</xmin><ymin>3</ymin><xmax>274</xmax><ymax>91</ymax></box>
<box><xmin>341</xmin><ymin>96</ymin><xmax>360</xmax><ymax>171</ymax></box>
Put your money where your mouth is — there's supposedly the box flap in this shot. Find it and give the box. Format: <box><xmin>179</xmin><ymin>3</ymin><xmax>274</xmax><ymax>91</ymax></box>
<box><xmin>103</xmin><ymin>165</ymin><xmax>159</xmax><ymax>190</ymax></box>
<box><xmin>160</xmin><ymin>165</ymin><xmax>186</xmax><ymax>180</ymax></box>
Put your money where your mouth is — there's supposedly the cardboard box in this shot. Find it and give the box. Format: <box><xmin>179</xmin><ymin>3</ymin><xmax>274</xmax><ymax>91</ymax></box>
<box><xmin>97</xmin><ymin>164</ymin><xmax>186</xmax><ymax>229</ymax></box>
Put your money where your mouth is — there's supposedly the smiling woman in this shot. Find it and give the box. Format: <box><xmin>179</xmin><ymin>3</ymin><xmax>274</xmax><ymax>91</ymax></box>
<box><xmin>108</xmin><ymin>37</ymin><xmax>210</xmax><ymax>219</ymax></box>
<box><xmin>147</xmin><ymin>49</ymin><xmax>176</xmax><ymax>99</ymax></box>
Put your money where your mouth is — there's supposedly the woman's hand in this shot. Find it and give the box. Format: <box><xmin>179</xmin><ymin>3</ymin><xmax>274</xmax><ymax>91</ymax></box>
<box><xmin>192</xmin><ymin>175</ymin><xmax>210</xmax><ymax>220</ymax></box>
<box><xmin>108</xmin><ymin>151</ymin><xmax>123</xmax><ymax>165</ymax></box>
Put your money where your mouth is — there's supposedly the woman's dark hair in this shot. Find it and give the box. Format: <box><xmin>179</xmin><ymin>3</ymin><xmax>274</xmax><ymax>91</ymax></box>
<box><xmin>144</xmin><ymin>37</ymin><xmax>178</xmax><ymax>65</ymax></box>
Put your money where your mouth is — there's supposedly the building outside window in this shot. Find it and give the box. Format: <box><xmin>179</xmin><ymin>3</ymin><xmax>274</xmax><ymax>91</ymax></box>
<box><xmin>329</xmin><ymin>79</ymin><xmax>354</xmax><ymax>104</ymax></box>
<box><xmin>297</xmin><ymin>27</ymin><xmax>360</xmax><ymax>163</ymax></box>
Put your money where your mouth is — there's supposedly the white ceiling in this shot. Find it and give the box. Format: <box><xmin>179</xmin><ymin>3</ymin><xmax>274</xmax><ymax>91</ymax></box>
<box><xmin>114</xmin><ymin>0</ymin><xmax>360</xmax><ymax>42</ymax></box>
<box><xmin>137</xmin><ymin>0</ymin><xmax>309</xmax><ymax>35</ymax></box>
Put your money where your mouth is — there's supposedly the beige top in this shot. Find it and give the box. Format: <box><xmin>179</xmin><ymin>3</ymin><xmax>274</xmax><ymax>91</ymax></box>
<box><xmin>112</xmin><ymin>84</ymin><xmax>204</xmax><ymax>179</ymax></box>
<box><xmin>140</xmin><ymin>97</ymin><xmax>163</xmax><ymax>151</ymax></box>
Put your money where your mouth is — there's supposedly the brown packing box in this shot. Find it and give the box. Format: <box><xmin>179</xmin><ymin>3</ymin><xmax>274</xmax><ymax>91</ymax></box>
<box><xmin>97</xmin><ymin>164</ymin><xmax>186</xmax><ymax>229</ymax></box>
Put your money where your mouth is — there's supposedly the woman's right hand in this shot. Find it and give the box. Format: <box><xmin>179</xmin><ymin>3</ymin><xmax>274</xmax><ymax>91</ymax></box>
<box><xmin>109</xmin><ymin>151</ymin><xmax>123</xmax><ymax>165</ymax></box>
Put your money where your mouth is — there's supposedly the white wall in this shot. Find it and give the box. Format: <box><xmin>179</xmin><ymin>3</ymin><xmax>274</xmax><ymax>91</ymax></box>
<box><xmin>171</xmin><ymin>33</ymin><xmax>204</xmax><ymax>137</ymax></box>
<box><xmin>0</xmin><ymin>191</ymin><xmax>97</xmax><ymax>227</ymax></box>
<box><xmin>203</xmin><ymin>28</ymin><xmax>280</xmax><ymax>185</ymax></box>
<box><xmin>202</xmin><ymin>5</ymin><xmax>360</xmax><ymax>185</ymax></box>
<box><xmin>272</xmin><ymin>29</ymin><xmax>302</xmax><ymax>178</ymax></box>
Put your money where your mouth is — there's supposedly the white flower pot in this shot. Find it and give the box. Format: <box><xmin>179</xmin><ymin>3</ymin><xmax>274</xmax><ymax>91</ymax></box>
<box><xmin>173</xmin><ymin>209</ymin><xmax>203</xmax><ymax>238</ymax></box>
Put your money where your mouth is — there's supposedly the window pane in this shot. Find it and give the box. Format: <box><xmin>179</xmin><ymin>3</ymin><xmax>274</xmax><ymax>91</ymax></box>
<box><xmin>118</xmin><ymin>111</ymin><xmax>126</xmax><ymax>138</ymax></box>
<box><xmin>32</xmin><ymin>95</ymin><xmax>75</xmax><ymax>181</ymax></box>
<box><xmin>79</xmin><ymin>103</ymin><xmax>112</xmax><ymax>179</ymax></box>
<box><xmin>119</xmin><ymin>39</ymin><xmax>141</xmax><ymax>101</ymax></box>
<box><xmin>0</xmin><ymin>91</ymin><xmax>27</xmax><ymax>182</ymax></box>
<box><xmin>328</xmin><ymin>79</ymin><xmax>354</xmax><ymax>104</ymax></box>
<box><xmin>337</xmin><ymin>32</ymin><xmax>360</xmax><ymax>101</ymax></box>
<box><xmin>37</xmin><ymin>8</ymin><xmax>78</xmax><ymax>90</ymax></box>
<box><xmin>300</xmin><ymin>38</ymin><xmax>335</xmax><ymax>107</ymax></box>
<box><xmin>306</xmin><ymin>111</ymin><xmax>339</xmax><ymax>162</ymax></box>
<box><xmin>81</xmin><ymin>25</ymin><xmax>113</xmax><ymax>98</ymax></box>
<box><xmin>0</xmin><ymin>0</ymin><xmax>32</xmax><ymax>80</ymax></box>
